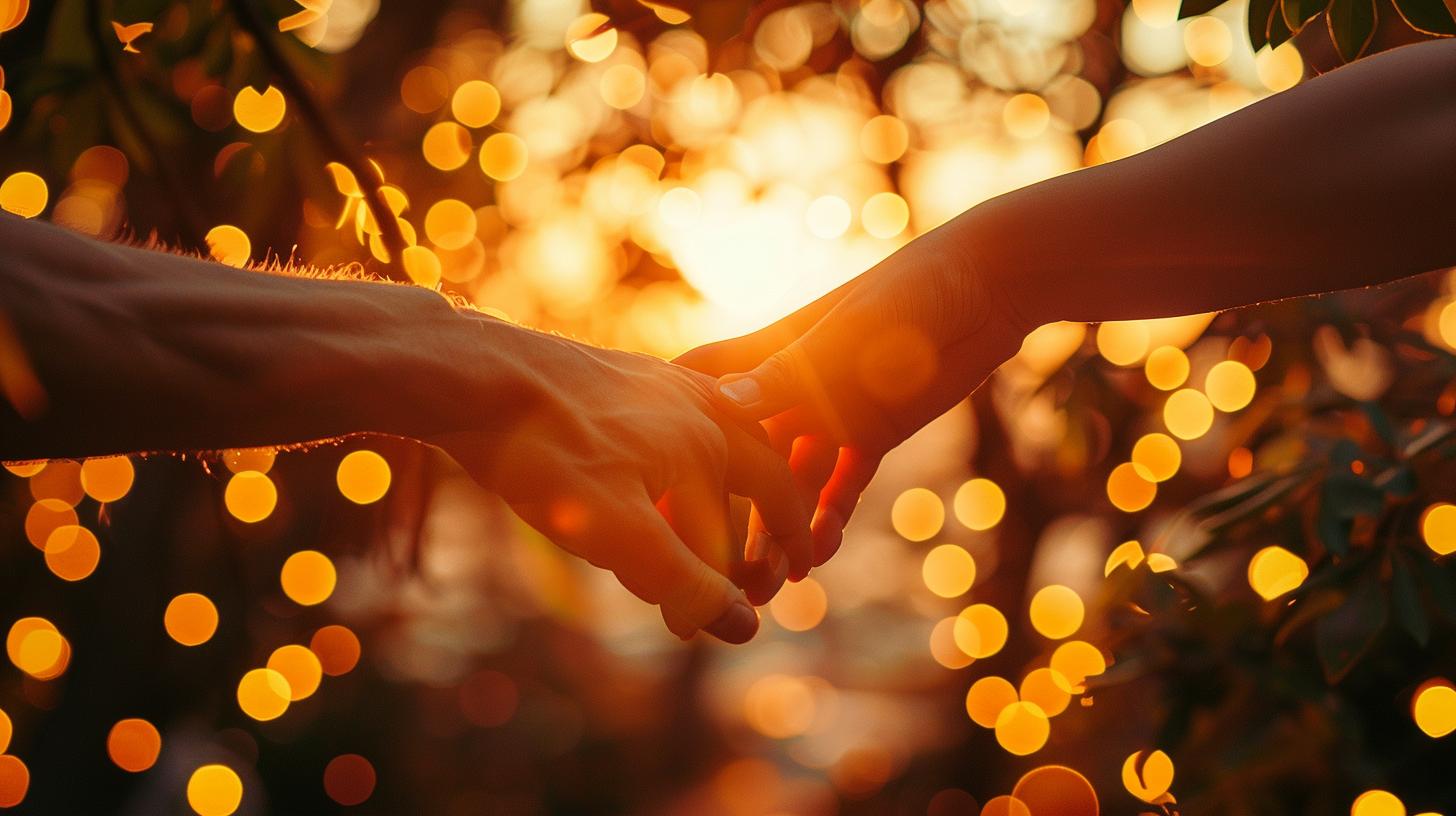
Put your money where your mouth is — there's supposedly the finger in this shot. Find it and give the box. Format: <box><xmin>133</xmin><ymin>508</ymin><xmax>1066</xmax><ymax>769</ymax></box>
<box><xmin>740</xmin><ymin>510</ymin><xmax>790</xmax><ymax>605</ymax></box>
<box><xmin>789</xmin><ymin>435</ymin><xmax>839</xmax><ymax>510</ymax></box>
<box><xmin>811</xmin><ymin>447</ymin><xmax>881</xmax><ymax>567</ymax></box>
<box><xmin>721</xmin><ymin>422</ymin><xmax>814</xmax><ymax>581</ymax></box>
<box><xmin>673</xmin><ymin>278</ymin><xmax>860</xmax><ymax>376</ymax></box>
<box><xmin>517</xmin><ymin>489</ymin><xmax>759</xmax><ymax>644</ymax></box>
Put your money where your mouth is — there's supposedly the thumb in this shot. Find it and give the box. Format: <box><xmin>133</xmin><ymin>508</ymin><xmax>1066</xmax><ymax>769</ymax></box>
<box><xmin>716</xmin><ymin>344</ymin><xmax>818</xmax><ymax>420</ymax></box>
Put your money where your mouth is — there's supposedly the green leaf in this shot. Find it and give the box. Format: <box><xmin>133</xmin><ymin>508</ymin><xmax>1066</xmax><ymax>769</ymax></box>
<box><xmin>1392</xmin><ymin>552</ymin><xmax>1430</xmax><ymax>647</ymax></box>
<box><xmin>1322</xmin><ymin>471</ymin><xmax>1384</xmax><ymax>520</ymax></box>
<box><xmin>1282</xmin><ymin>0</ymin><xmax>1330</xmax><ymax>31</ymax></box>
<box><xmin>1315</xmin><ymin>571</ymin><xmax>1386</xmax><ymax>684</ymax></box>
<box><xmin>1327</xmin><ymin>0</ymin><xmax>1378</xmax><ymax>62</ymax></box>
<box><xmin>1390</xmin><ymin>0</ymin><xmax>1456</xmax><ymax>34</ymax></box>
<box><xmin>1180</xmin><ymin>0</ymin><xmax>1228</xmax><ymax>19</ymax></box>
<box><xmin>1249</xmin><ymin>0</ymin><xmax>1280</xmax><ymax>49</ymax></box>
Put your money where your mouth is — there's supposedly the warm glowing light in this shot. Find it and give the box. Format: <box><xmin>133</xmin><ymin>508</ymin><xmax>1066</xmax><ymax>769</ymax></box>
<box><xmin>1413</xmin><ymin>681</ymin><xmax>1456</xmax><ymax>738</ymax></box>
<box><xmin>402</xmin><ymin>245</ymin><xmax>442</xmax><ymax>287</ymax></box>
<box><xmin>400</xmin><ymin>65</ymin><xmax>449</xmax><ymax>113</ymax></box>
<box><xmin>1183</xmin><ymin>16</ymin><xmax>1232</xmax><ymax>66</ymax></box>
<box><xmin>953</xmin><ymin>478</ymin><xmax>1006</xmax><ymax>531</ymax></box>
<box><xmin>891</xmin><ymin>488</ymin><xmax>944</xmax><ymax>542</ymax></box>
<box><xmin>1050</xmin><ymin>640</ymin><xmax>1106</xmax><ymax>690</ymax></box>
<box><xmin>336</xmin><ymin>449</ymin><xmax>391</xmax><ymax>504</ymax></box>
<box><xmin>0</xmin><ymin>708</ymin><xmax>8</xmax><ymax>754</ymax></box>
<box><xmin>7</xmin><ymin>617</ymin><xmax>61</xmax><ymax>676</ymax></box>
<box><xmin>44</xmin><ymin>524</ymin><xmax>101</xmax><ymax>581</ymax></box>
<box><xmin>1096</xmin><ymin>321</ymin><xmax>1149</xmax><ymax>365</ymax></box>
<box><xmin>5</xmin><ymin>461</ymin><xmax>45</xmax><ymax>478</ymax></box>
<box><xmin>769</xmin><ymin>577</ymin><xmax>828</xmax><ymax>631</ymax></box>
<box><xmin>995</xmin><ymin>701</ymin><xmax>1050</xmax><ymax>755</ymax></box>
<box><xmin>223</xmin><ymin>448</ymin><xmax>275</xmax><ymax>474</ymax></box>
<box><xmin>1163</xmin><ymin>389</ymin><xmax>1214</xmax><ymax>440</ymax></box>
<box><xmin>1131</xmin><ymin>433</ymin><xmax>1181</xmax><ymax>482</ymax></box>
<box><xmin>744</xmin><ymin>674</ymin><xmax>816</xmax><ymax>738</ymax></box>
<box><xmin>1257</xmin><ymin>42</ymin><xmax>1304</xmax><ymax>91</ymax></box>
<box><xmin>25</xmin><ymin>498</ymin><xmax>76</xmax><ymax>550</ymax></box>
<box><xmin>422</xmin><ymin>121</ymin><xmax>472</xmax><ymax>171</ymax></box>
<box><xmin>324</xmin><ymin>754</ymin><xmax>377</xmax><ymax>806</ymax></box>
<box><xmin>267</xmin><ymin>644</ymin><xmax>323</xmax><ymax>701</ymax></box>
<box><xmin>1012</xmin><ymin>766</ymin><xmax>1099</xmax><ymax>816</ymax></box>
<box><xmin>479</xmin><ymin>133</ymin><xmax>528</xmax><ymax>181</ymax></box>
<box><xmin>424</xmin><ymin>198</ymin><xmax>477</xmax><ymax>250</ymax></box>
<box><xmin>1421</xmin><ymin>503</ymin><xmax>1456</xmax><ymax>555</ymax></box>
<box><xmin>233</xmin><ymin>85</ymin><xmax>286</xmax><ymax>132</ymax></box>
<box><xmin>0</xmin><ymin>0</ymin><xmax>29</xmax><ymax>32</ymax></box>
<box><xmin>30</xmin><ymin>459</ymin><xmax>83</xmax><ymax>505</ymax></box>
<box><xmin>1106</xmin><ymin>462</ymin><xmax>1156</xmax><ymax>512</ymax></box>
<box><xmin>311</xmin><ymin>624</ymin><xmax>361</xmax><ymax>675</ymax></box>
<box><xmin>0</xmin><ymin>755</ymin><xmax>27</xmax><ymax>809</ymax></box>
<box><xmin>931</xmin><ymin>616</ymin><xmax>975</xmax><ymax>668</ymax></box>
<box><xmin>0</xmin><ymin>171</ymin><xmax>48</xmax><ymax>218</ymax></box>
<box><xmin>206</xmin><ymin>225</ymin><xmax>251</xmax><ymax>267</ymax></box>
<box><xmin>450</xmin><ymin>80</ymin><xmax>501</xmax><ymax>128</ymax></box>
<box><xmin>1144</xmin><ymin>345</ymin><xmax>1189</xmax><ymax>390</ymax></box>
<box><xmin>965</xmin><ymin>676</ymin><xmax>1018</xmax><ymax>727</ymax></box>
<box><xmin>566</xmin><ymin>13</ymin><xmax>618</xmax><ymax>63</ymax></box>
<box><xmin>1029</xmin><ymin>585</ymin><xmax>1084</xmax><ymax>640</ymax></box>
<box><xmin>923</xmin><ymin>544</ymin><xmax>976</xmax><ymax>598</ymax></box>
<box><xmin>80</xmin><ymin>456</ymin><xmax>134</xmax><ymax>503</ymax></box>
<box><xmin>1122</xmin><ymin>749</ymin><xmax>1175</xmax><ymax>802</ymax></box>
<box><xmin>953</xmin><ymin>604</ymin><xmax>1008</xmax><ymax>659</ymax></box>
<box><xmin>805</xmin><ymin>195</ymin><xmax>852</xmax><ymax>239</ymax></box>
<box><xmin>600</xmin><ymin>64</ymin><xmax>645</xmax><ymax>109</ymax></box>
<box><xmin>1350</xmin><ymin>790</ymin><xmax>1406</xmax><ymax>816</ymax></box>
<box><xmin>1247</xmin><ymin>545</ymin><xmax>1308</xmax><ymax>601</ymax></box>
<box><xmin>1003</xmin><ymin>93</ymin><xmax>1050</xmax><ymax>139</ymax></box>
<box><xmin>107</xmin><ymin>718</ymin><xmax>161</xmax><ymax>772</ymax></box>
<box><xmin>165</xmin><ymin>592</ymin><xmax>219</xmax><ymax>646</ymax></box>
<box><xmin>281</xmin><ymin>550</ymin><xmax>337</xmax><ymax>606</ymax></box>
<box><xmin>860</xmin><ymin>115</ymin><xmax>909</xmax><ymax>163</ymax></box>
<box><xmin>1205</xmin><ymin>360</ymin><xmax>1256</xmax><ymax>412</ymax></box>
<box><xmin>224</xmin><ymin>470</ymin><xmax>277</xmax><ymax>523</ymax></box>
<box><xmin>1104</xmin><ymin>540</ymin><xmax>1145</xmax><ymax>576</ymax></box>
<box><xmin>1019</xmin><ymin>668</ymin><xmax>1073</xmax><ymax>717</ymax></box>
<box><xmin>981</xmin><ymin>795</ymin><xmax>1032</xmax><ymax>816</ymax></box>
<box><xmin>862</xmin><ymin>192</ymin><xmax>909</xmax><ymax>239</ymax></box>
<box><xmin>236</xmin><ymin>668</ymin><xmax>292</xmax><ymax>721</ymax></box>
<box><xmin>187</xmin><ymin>764</ymin><xmax>243</xmax><ymax>816</ymax></box>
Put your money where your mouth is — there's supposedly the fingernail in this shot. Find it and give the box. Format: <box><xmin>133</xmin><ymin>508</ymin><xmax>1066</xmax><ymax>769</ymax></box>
<box><xmin>704</xmin><ymin>600</ymin><xmax>759</xmax><ymax>644</ymax></box>
<box><xmin>746</xmin><ymin>530</ymin><xmax>773</xmax><ymax>561</ymax></box>
<box><xmin>718</xmin><ymin>377</ymin><xmax>761</xmax><ymax>407</ymax></box>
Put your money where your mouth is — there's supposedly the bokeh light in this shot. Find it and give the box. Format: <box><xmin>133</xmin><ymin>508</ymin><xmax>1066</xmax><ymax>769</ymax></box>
<box><xmin>280</xmin><ymin>550</ymin><xmax>337</xmax><ymax>606</ymax></box>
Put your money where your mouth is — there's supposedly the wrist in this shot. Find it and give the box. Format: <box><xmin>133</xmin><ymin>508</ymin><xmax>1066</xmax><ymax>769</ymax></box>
<box><xmin>367</xmin><ymin>292</ymin><xmax>559</xmax><ymax>443</ymax></box>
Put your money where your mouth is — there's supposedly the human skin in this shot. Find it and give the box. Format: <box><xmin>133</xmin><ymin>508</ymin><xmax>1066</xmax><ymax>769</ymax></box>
<box><xmin>680</xmin><ymin>37</ymin><xmax>1456</xmax><ymax>576</ymax></box>
<box><xmin>0</xmin><ymin>215</ymin><xmax>814</xmax><ymax>643</ymax></box>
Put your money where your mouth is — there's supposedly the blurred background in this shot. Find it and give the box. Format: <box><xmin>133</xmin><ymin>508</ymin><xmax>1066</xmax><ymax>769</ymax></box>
<box><xmin>2</xmin><ymin>0</ymin><xmax>1456</xmax><ymax>813</ymax></box>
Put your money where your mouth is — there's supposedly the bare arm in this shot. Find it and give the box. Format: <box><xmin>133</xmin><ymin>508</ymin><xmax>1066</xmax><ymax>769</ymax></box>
<box><xmin>681</xmin><ymin>38</ymin><xmax>1456</xmax><ymax>568</ymax></box>
<box><xmin>0</xmin><ymin>215</ymin><xmax>816</xmax><ymax>641</ymax></box>
<box><xmin>974</xmin><ymin>36</ymin><xmax>1456</xmax><ymax>325</ymax></box>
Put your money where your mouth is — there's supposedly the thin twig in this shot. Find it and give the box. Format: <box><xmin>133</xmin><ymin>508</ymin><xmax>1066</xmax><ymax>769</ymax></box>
<box><xmin>227</xmin><ymin>0</ymin><xmax>410</xmax><ymax>277</ymax></box>
<box><xmin>86</xmin><ymin>0</ymin><xmax>209</xmax><ymax>248</ymax></box>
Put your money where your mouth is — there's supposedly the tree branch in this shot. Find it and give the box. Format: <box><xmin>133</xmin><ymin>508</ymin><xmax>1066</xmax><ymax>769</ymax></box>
<box><xmin>227</xmin><ymin>0</ymin><xmax>410</xmax><ymax>278</ymax></box>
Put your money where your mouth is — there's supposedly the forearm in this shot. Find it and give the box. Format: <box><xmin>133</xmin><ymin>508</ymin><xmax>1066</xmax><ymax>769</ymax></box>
<box><xmin>959</xmin><ymin>38</ymin><xmax>1456</xmax><ymax>326</ymax></box>
<box><xmin>0</xmin><ymin>215</ymin><xmax>545</xmax><ymax>461</ymax></box>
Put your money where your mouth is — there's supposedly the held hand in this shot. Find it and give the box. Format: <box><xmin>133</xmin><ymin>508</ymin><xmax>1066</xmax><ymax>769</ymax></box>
<box><xmin>433</xmin><ymin>324</ymin><xmax>812</xmax><ymax>643</ymax></box>
<box><xmin>677</xmin><ymin>224</ymin><xmax>1031</xmax><ymax>574</ymax></box>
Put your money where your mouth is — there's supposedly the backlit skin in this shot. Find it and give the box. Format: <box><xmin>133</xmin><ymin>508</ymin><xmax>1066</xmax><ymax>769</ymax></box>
<box><xmin>681</xmin><ymin>38</ymin><xmax>1456</xmax><ymax>569</ymax></box>
<box><xmin>0</xmin><ymin>216</ymin><xmax>812</xmax><ymax>644</ymax></box>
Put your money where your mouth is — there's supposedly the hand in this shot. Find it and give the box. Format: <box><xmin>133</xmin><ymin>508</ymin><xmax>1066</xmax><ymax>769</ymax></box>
<box><xmin>676</xmin><ymin>222</ymin><xmax>1031</xmax><ymax>575</ymax></box>
<box><xmin>432</xmin><ymin>318</ymin><xmax>812</xmax><ymax>643</ymax></box>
